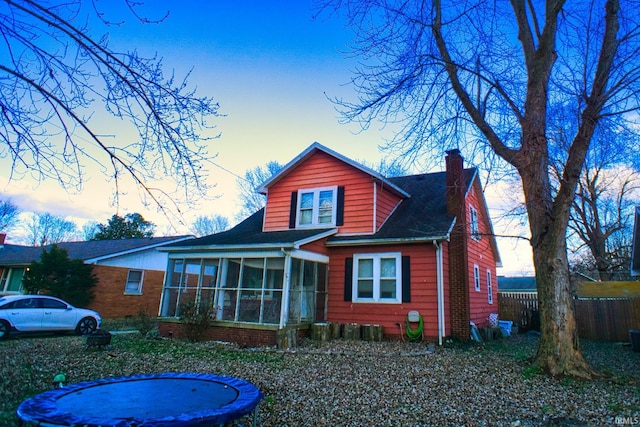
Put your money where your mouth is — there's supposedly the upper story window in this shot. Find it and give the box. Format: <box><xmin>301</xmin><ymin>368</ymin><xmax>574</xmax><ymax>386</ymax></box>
<box><xmin>469</xmin><ymin>205</ymin><xmax>481</xmax><ymax>240</ymax></box>
<box><xmin>297</xmin><ymin>186</ymin><xmax>337</xmax><ymax>228</ymax></box>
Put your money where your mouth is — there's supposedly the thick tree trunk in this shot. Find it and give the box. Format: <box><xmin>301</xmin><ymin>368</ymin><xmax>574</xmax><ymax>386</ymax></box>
<box><xmin>532</xmin><ymin>238</ymin><xmax>594</xmax><ymax>378</ymax></box>
<box><xmin>522</xmin><ymin>165</ymin><xmax>595</xmax><ymax>378</ymax></box>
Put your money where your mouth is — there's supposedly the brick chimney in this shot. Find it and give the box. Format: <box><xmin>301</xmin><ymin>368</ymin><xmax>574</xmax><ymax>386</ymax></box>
<box><xmin>0</xmin><ymin>233</ymin><xmax>5</xmax><ymax>245</ymax></box>
<box><xmin>445</xmin><ymin>149</ymin><xmax>471</xmax><ymax>340</ymax></box>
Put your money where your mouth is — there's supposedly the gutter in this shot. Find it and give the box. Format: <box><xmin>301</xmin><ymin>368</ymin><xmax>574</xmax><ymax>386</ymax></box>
<box><xmin>326</xmin><ymin>235</ymin><xmax>450</xmax><ymax>247</ymax></box>
<box><xmin>434</xmin><ymin>240</ymin><xmax>445</xmax><ymax>346</ymax></box>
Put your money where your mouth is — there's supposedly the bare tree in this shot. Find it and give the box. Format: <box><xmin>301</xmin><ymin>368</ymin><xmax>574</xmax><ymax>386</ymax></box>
<box><xmin>0</xmin><ymin>198</ymin><xmax>20</xmax><ymax>232</ymax></box>
<box><xmin>0</xmin><ymin>1</ymin><xmax>221</xmax><ymax>218</ymax></box>
<box><xmin>320</xmin><ymin>0</ymin><xmax>640</xmax><ymax>377</ymax></box>
<box><xmin>191</xmin><ymin>214</ymin><xmax>230</xmax><ymax>237</ymax></box>
<box><xmin>236</xmin><ymin>161</ymin><xmax>283</xmax><ymax>221</ymax></box>
<box><xmin>547</xmin><ymin>101</ymin><xmax>640</xmax><ymax>281</ymax></box>
<box><xmin>358</xmin><ymin>158</ymin><xmax>410</xmax><ymax>177</ymax></box>
<box><xmin>568</xmin><ymin>166</ymin><xmax>638</xmax><ymax>280</ymax></box>
<box><xmin>22</xmin><ymin>212</ymin><xmax>77</xmax><ymax>246</ymax></box>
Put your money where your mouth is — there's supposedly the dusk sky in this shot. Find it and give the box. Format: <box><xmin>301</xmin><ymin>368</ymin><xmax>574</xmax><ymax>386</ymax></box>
<box><xmin>0</xmin><ymin>1</ymin><xmax>534</xmax><ymax>275</ymax></box>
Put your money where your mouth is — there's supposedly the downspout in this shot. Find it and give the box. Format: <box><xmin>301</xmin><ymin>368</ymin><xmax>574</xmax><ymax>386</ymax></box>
<box><xmin>280</xmin><ymin>248</ymin><xmax>292</xmax><ymax>329</ymax></box>
<box><xmin>433</xmin><ymin>240</ymin><xmax>445</xmax><ymax>346</ymax></box>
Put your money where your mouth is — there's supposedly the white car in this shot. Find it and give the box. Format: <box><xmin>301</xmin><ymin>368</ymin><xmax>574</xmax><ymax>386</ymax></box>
<box><xmin>0</xmin><ymin>295</ymin><xmax>101</xmax><ymax>339</ymax></box>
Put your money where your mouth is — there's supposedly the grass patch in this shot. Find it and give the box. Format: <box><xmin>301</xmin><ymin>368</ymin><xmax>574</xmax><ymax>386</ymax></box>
<box><xmin>113</xmin><ymin>334</ymin><xmax>283</xmax><ymax>366</ymax></box>
<box><xmin>522</xmin><ymin>365</ymin><xmax>543</xmax><ymax>379</ymax></box>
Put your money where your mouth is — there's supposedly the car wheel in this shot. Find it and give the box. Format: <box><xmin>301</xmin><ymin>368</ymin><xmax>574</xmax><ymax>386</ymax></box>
<box><xmin>0</xmin><ymin>321</ymin><xmax>10</xmax><ymax>340</ymax></box>
<box><xmin>76</xmin><ymin>317</ymin><xmax>97</xmax><ymax>336</ymax></box>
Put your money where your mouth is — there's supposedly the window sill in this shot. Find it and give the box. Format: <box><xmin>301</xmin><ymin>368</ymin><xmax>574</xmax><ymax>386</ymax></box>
<box><xmin>123</xmin><ymin>292</ymin><xmax>143</xmax><ymax>296</ymax></box>
<box><xmin>352</xmin><ymin>300</ymin><xmax>402</xmax><ymax>304</ymax></box>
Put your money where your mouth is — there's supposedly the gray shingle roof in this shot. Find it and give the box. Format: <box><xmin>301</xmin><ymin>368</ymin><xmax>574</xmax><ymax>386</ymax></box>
<box><xmin>162</xmin><ymin>210</ymin><xmax>332</xmax><ymax>248</ymax></box>
<box><xmin>164</xmin><ymin>168</ymin><xmax>476</xmax><ymax>250</ymax></box>
<box><xmin>0</xmin><ymin>236</ymin><xmax>192</xmax><ymax>266</ymax></box>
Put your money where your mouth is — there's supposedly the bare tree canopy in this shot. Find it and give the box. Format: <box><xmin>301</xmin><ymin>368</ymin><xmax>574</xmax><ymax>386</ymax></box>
<box><xmin>319</xmin><ymin>0</ymin><xmax>640</xmax><ymax>377</ymax></box>
<box><xmin>0</xmin><ymin>0</ymin><xmax>221</xmax><ymax>215</ymax></box>
<box><xmin>236</xmin><ymin>161</ymin><xmax>283</xmax><ymax>221</ymax></box>
<box><xmin>22</xmin><ymin>212</ymin><xmax>77</xmax><ymax>246</ymax></box>
<box><xmin>191</xmin><ymin>214</ymin><xmax>229</xmax><ymax>237</ymax></box>
<box><xmin>0</xmin><ymin>198</ymin><xmax>20</xmax><ymax>231</ymax></box>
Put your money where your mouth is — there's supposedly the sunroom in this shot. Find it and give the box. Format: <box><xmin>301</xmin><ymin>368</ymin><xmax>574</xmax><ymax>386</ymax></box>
<box><xmin>159</xmin><ymin>253</ymin><xmax>328</xmax><ymax>327</ymax></box>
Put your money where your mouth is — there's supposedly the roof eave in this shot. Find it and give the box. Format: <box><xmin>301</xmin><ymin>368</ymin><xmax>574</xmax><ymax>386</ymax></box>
<box><xmin>84</xmin><ymin>236</ymin><xmax>195</xmax><ymax>263</ymax></box>
<box><xmin>160</xmin><ymin>229</ymin><xmax>337</xmax><ymax>253</ymax></box>
<box><xmin>326</xmin><ymin>235</ymin><xmax>450</xmax><ymax>247</ymax></box>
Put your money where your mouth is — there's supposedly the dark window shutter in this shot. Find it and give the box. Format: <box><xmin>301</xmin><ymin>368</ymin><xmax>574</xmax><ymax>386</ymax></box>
<box><xmin>344</xmin><ymin>257</ymin><xmax>353</xmax><ymax>301</ymax></box>
<box><xmin>336</xmin><ymin>186</ymin><xmax>345</xmax><ymax>226</ymax></box>
<box><xmin>289</xmin><ymin>191</ymin><xmax>298</xmax><ymax>229</ymax></box>
<box><xmin>402</xmin><ymin>256</ymin><xmax>411</xmax><ymax>303</ymax></box>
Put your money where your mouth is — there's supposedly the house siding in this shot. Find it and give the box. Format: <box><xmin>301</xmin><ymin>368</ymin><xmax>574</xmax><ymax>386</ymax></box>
<box><xmin>87</xmin><ymin>265</ymin><xmax>165</xmax><ymax>318</ymax></box>
<box><xmin>465</xmin><ymin>180</ymin><xmax>499</xmax><ymax>326</ymax></box>
<box><xmin>327</xmin><ymin>244</ymin><xmax>442</xmax><ymax>340</ymax></box>
<box><xmin>299</xmin><ymin>238</ymin><xmax>330</xmax><ymax>255</ymax></box>
<box><xmin>263</xmin><ymin>151</ymin><xmax>376</xmax><ymax>234</ymax></box>
<box><xmin>375</xmin><ymin>182</ymin><xmax>402</xmax><ymax>231</ymax></box>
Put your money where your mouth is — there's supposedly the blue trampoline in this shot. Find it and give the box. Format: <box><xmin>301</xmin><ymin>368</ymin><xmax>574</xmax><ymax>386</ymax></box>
<box><xmin>16</xmin><ymin>372</ymin><xmax>264</xmax><ymax>427</ymax></box>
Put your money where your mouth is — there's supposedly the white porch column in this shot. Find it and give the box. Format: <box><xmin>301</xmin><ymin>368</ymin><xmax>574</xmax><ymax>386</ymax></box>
<box><xmin>279</xmin><ymin>250</ymin><xmax>292</xmax><ymax>328</ymax></box>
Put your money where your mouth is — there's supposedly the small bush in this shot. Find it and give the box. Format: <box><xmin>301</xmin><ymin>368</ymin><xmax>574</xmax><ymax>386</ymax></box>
<box><xmin>134</xmin><ymin>309</ymin><xmax>157</xmax><ymax>338</ymax></box>
<box><xmin>180</xmin><ymin>301</ymin><xmax>216</xmax><ymax>342</ymax></box>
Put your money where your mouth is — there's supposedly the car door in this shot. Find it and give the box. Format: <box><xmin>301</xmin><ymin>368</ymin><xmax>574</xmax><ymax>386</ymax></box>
<box><xmin>40</xmin><ymin>298</ymin><xmax>76</xmax><ymax>330</ymax></box>
<box><xmin>5</xmin><ymin>298</ymin><xmax>44</xmax><ymax>331</ymax></box>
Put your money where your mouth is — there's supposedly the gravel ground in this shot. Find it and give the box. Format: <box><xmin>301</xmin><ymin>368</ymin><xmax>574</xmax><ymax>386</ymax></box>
<box><xmin>1</xmin><ymin>332</ymin><xmax>639</xmax><ymax>426</ymax></box>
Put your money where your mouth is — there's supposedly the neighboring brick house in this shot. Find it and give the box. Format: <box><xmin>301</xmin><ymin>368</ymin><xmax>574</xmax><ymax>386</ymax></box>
<box><xmin>159</xmin><ymin>143</ymin><xmax>501</xmax><ymax>346</ymax></box>
<box><xmin>0</xmin><ymin>235</ymin><xmax>193</xmax><ymax>318</ymax></box>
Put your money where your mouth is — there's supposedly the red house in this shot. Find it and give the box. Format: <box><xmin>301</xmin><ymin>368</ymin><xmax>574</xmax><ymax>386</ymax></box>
<box><xmin>159</xmin><ymin>143</ymin><xmax>501</xmax><ymax>346</ymax></box>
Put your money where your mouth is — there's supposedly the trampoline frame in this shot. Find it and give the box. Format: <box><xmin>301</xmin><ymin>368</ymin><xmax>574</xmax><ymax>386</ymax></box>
<box><xmin>16</xmin><ymin>372</ymin><xmax>264</xmax><ymax>427</ymax></box>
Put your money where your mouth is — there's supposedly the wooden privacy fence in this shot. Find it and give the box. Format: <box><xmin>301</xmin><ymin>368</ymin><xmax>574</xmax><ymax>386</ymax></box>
<box><xmin>498</xmin><ymin>291</ymin><xmax>640</xmax><ymax>341</ymax></box>
<box><xmin>574</xmin><ymin>298</ymin><xmax>640</xmax><ymax>342</ymax></box>
<box><xmin>498</xmin><ymin>292</ymin><xmax>539</xmax><ymax>331</ymax></box>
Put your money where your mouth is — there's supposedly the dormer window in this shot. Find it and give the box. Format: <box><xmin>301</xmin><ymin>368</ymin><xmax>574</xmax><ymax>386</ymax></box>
<box><xmin>297</xmin><ymin>186</ymin><xmax>337</xmax><ymax>227</ymax></box>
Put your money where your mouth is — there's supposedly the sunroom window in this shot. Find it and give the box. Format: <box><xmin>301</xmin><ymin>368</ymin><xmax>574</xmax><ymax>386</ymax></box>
<box><xmin>161</xmin><ymin>256</ymin><xmax>326</xmax><ymax>326</ymax></box>
<box><xmin>297</xmin><ymin>186</ymin><xmax>337</xmax><ymax>227</ymax></box>
<box><xmin>352</xmin><ymin>253</ymin><xmax>402</xmax><ymax>303</ymax></box>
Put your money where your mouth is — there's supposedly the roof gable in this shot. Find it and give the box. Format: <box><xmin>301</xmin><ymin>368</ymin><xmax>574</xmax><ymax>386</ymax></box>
<box><xmin>256</xmin><ymin>142</ymin><xmax>409</xmax><ymax>198</ymax></box>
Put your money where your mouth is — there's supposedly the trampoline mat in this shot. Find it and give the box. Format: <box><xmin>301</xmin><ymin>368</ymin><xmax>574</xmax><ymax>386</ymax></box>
<box><xmin>17</xmin><ymin>372</ymin><xmax>263</xmax><ymax>427</ymax></box>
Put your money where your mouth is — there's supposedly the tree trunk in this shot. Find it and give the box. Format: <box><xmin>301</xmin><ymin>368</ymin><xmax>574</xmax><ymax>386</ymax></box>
<box><xmin>522</xmin><ymin>164</ymin><xmax>595</xmax><ymax>378</ymax></box>
<box><xmin>532</xmin><ymin>238</ymin><xmax>594</xmax><ymax>378</ymax></box>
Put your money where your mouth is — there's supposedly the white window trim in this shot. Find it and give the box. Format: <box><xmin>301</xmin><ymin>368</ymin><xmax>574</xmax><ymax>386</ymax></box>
<box><xmin>125</xmin><ymin>269</ymin><xmax>144</xmax><ymax>295</ymax></box>
<box><xmin>473</xmin><ymin>264</ymin><xmax>481</xmax><ymax>292</ymax></box>
<box><xmin>352</xmin><ymin>252</ymin><xmax>402</xmax><ymax>303</ymax></box>
<box><xmin>296</xmin><ymin>186</ymin><xmax>337</xmax><ymax>228</ymax></box>
<box><xmin>487</xmin><ymin>269</ymin><xmax>494</xmax><ymax>304</ymax></box>
<box><xmin>470</xmin><ymin>205</ymin><xmax>481</xmax><ymax>240</ymax></box>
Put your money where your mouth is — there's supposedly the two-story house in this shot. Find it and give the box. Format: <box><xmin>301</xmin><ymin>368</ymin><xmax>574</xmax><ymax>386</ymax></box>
<box><xmin>158</xmin><ymin>143</ymin><xmax>501</xmax><ymax>346</ymax></box>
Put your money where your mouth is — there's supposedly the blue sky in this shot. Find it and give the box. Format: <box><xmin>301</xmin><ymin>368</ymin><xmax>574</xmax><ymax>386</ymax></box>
<box><xmin>0</xmin><ymin>1</ymin><xmax>534</xmax><ymax>275</ymax></box>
